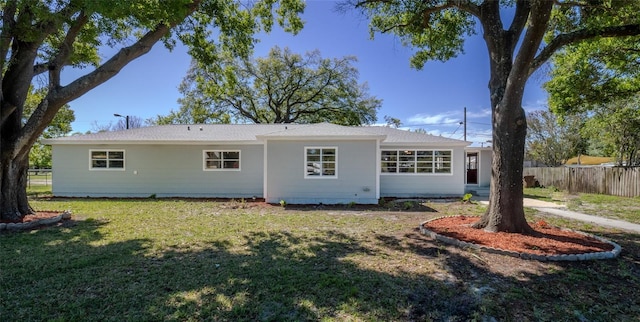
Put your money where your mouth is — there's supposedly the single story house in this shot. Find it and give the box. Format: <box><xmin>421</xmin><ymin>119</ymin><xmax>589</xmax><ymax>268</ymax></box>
<box><xmin>45</xmin><ymin>123</ymin><xmax>488</xmax><ymax>204</ymax></box>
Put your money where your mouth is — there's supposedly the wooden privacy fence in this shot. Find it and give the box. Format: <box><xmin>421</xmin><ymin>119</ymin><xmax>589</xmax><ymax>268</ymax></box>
<box><xmin>523</xmin><ymin>167</ymin><xmax>640</xmax><ymax>198</ymax></box>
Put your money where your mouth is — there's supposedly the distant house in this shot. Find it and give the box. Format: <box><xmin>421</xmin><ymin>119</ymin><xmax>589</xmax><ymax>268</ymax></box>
<box><xmin>45</xmin><ymin>123</ymin><xmax>483</xmax><ymax>204</ymax></box>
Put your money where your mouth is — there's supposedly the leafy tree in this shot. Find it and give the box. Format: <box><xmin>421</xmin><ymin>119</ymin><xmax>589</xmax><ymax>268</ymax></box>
<box><xmin>355</xmin><ymin>0</ymin><xmax>640</xmax><ymax>232</ymax></box>
<box><xmin>525</xmin><ymin>110</ymin><xmax>585</xmax><ymax>167</ymax></box>
<box><xmin>545</xmin><ymin>37</ymin><xmax>640</xmax><ymax>115</ymax></box>
<box><xmin>582</xmin><ymin>96</ymin><xmax>640</xmax><ymax>166</ymax></box>
<box><xmin>150</xmin><ymin>61</ymin><xmax>233</xmax><ymax>125</ymax></box>
<box><xmin>157</xmin><ymin>46</ymin><xmax>381</xmax><ymax>125</ymax></box>
<box><xmin>384</xmin><ymin>115</ymin><xmax>402</xmax><ymax>128</ymax></box>
<box><xmin>0</xmin><ymin>0</ymin><xmax>304</xmax><ymax>221</ymax></box>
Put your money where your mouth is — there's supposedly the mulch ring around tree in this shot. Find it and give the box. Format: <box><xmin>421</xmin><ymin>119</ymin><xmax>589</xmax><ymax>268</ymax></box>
<box><xmin>421</xmin><ymin>215</ymin><xmax>621</xmax><ymax>261</ymax></box>
<box><xmin>0</xmin><ymin>211</ymin><xmax>72</xmax><ymax>231</ymax></box>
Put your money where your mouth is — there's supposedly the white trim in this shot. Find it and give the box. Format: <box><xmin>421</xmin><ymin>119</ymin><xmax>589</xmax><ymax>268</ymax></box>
<box><xmin>304</xmin><ymin>146</ymin><xmax>338</xmax><ymax>179</ymax></box>
<box><xmin>376</xmin><ymin>139</ymin><xmax>381</xmax><ymax>200</ymax></box>
<box><xmin>89</xmin><ymin>149</ymin><xmax>125</xmax><ymax>171</ymax></box>
<box><xmin>263</xmin><ymin>140</ymin><xmax>268</xmax><ymax>200</ymax></box>
<box><xmin>203</xmin><ymin>150</ymin><xmax>241</xmax><ymax>171</ymax></box>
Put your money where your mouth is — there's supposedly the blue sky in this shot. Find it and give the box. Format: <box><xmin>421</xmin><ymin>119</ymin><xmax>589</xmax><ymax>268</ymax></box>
<box><xmin>63</xmin><ymin>1</ymin><xmax>548</xmax><ymax>146</ymax></box>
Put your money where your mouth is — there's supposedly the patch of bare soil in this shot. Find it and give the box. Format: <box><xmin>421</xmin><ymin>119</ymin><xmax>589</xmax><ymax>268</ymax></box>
<box><xmin>423</xmin><ymin>215</ymin><xmax>614</xmax><ymax>256</ymax></box>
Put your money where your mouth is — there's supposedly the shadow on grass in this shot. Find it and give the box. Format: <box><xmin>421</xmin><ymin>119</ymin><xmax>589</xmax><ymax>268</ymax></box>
<box><xmin>2</xmin><ymin>217</ymin><xmax>640</xmax><ymax>321</ymax></box>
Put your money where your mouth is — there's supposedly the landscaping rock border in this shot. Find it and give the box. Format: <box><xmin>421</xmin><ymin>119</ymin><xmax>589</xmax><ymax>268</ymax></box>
<box><xmin>419</xmin><ymin>216</ymin><xmax>622</xmax><ymax>261</ymax></box>
<box><xmin>0</xmin><ymin>212</ymin><xmax>72</xmax><ymax>232</ymax></box>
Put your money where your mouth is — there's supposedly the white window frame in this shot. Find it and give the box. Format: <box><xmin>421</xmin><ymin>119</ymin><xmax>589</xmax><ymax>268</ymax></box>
<box><xmin>380</xmin><ymin>149</ymin><xmax>453</xmax><ymax>175</ymax></box>
<box><xmin>203</xmin><ymin>150</ymin><xmax>241</xmax><ymax>171</ymax></box>
<box><xmin>89</xmin><ymin>149</ymin><xmax>125</xmax><ymax>171</ymax></box>
<box><xmin>304</xmin><ymin>147</ymin><xmax>338</xmax><ymax>179</ymax></box>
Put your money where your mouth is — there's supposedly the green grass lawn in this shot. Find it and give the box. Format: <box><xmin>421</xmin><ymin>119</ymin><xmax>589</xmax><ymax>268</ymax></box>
<box><xmin>525</xmin><ymin>187</ymin><xmax>640</xmax><ymax>224</ymax></box>
<box><xmin>2</xmin><ymin>197</ymin><xmax>639</xmax><ymax>321</ymax></box>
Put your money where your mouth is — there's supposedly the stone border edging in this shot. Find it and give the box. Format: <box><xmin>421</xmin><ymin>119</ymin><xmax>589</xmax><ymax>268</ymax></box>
<box><xmin>0</xmin><ymin>212</ymin><xmax>72</xmax><ymax>232</ymax></box>
<box><xmin>419</xmin><ymin>216</ymin><xmax>622</xmax><ymax>261</ymax></box>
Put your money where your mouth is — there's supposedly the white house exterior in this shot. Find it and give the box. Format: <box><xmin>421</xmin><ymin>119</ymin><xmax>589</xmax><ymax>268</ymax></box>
<box><xmin>45</xmin><ymin>123</ymin><xmax>471</xmax><ymax>204</ymax></box>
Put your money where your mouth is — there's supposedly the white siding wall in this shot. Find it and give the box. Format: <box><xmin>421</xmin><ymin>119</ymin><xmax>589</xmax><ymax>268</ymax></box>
<box><xmin>265</xmin><ymin>140</ymin><xmax>378</xmax><ymax>204</ymax></box>
<box><xmin>380</xmin><ymin>146</ymin><xmax>466</xmax><ymax>197</ymax></box>
<box><xmin>479</xmin><ymin>149</ymin><xmax>492</xmax><ymax>188</ymax></box>
<box><xmin>51</xmin><ymin>144</ymin><xmax>264</xmax><ymax>198</ymax></box>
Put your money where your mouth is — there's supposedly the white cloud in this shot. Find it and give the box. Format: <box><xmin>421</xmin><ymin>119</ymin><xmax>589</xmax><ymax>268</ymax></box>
<box><xmin>406</xmin><ymin>112</ymin><xmax>461</xmax><ymax>126</ymax></box>
<box><xmin>523</xmin><ymin>99</ymin><xmax>548</xmax><ymax>112</ymax></box>
<box><xmin>467</xmin><ymin>108</ymin><xmax>491</xmax><ymax>118</ymax></box>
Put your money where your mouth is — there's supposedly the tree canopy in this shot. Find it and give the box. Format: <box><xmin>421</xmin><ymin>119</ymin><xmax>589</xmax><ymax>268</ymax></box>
<box><xmin>154</xmin><ymin>46</ymin><xmax>381</xmax><ymax>126</ymax></box>
<box><xmin>354</xmin><ymin>0</ymin><xmax>640</xmax><ymax>233</ymax></box>
<box><xmin>582</xmin><ymin>95</ymin><xmax>640</xmax><ymax>166</ymax></box>
<box><xmin>0</xmin><ymin>0</ymin><xmax>305</xmax><ymax>221</ymax></box>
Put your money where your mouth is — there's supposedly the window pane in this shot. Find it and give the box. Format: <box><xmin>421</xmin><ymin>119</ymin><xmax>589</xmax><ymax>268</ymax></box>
<box><xmin>206</xmin><ymin>151</ymin><xmax>221</xmax><ymax>160</ymax></box>
<box><xmin>92</xmin><ymin>160</ymin><xmax>107</xmax><ymax>168</ymax></box>
<box><xmin>435</xmin><ymin>166</ymin><xmax>451</xmax><ymax>173</ymax></box>
<box><xmin>307</xmin><ymin>149</ymin><xmax>320</xmax><ymax>156</ymax></box>
<box><xmin>307</xmin><ymin>162</ymin><xmax>320</xmax><ymax>175</ymax></box>
<box><xmin>109</xmin><ymin>151</ymin><xmax>124</xmax><ymax>159</ymax></box>
<box><xmin>322</xmin><ymin>154</ymin><xmax>335</xmax><ymax>162</ymax></box>
<box><xmin>381</xmin><ymin>162</ymin><xmax>397</xmax><ymax>173</ymax></box>
<box><xmin>307</xmin><ymin>155</ymin><xmax>321</xmax><ymax>162</ymax></box>
<box><xmin>322</xmin><ymin>163</ymin><xmax>335</xmax><ymax>176</ymax></box>
<box><xmin>109</xmin><ymin>160</ymin><xmax>124</xmax><ymax>168</ymax></box>
<box><xmin>92</xmin><ymin>151</ymin><xmax>107</xmax><ymax>159</ymax></box>
<box><xmin>223</xmin><ymin>151</ymin><xmax>239</xmax><ymax>159</ymax></box>
<box><xmin>381</xmin><ymin>151</ymin><xmax>397</xmax><ymax>161</ymax></box>
<box><xmin>223</xmin><ymin>160</ymin><xmax>239</xmax><ymax>169</ymax></box>
<box><xmin>206</xmin><ymin>160</ymin><xmax>222</xmax><ymax>169</ymax></box>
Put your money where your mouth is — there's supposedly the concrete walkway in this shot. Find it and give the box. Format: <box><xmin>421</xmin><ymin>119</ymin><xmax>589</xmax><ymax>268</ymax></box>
<box><xmin>479</xmin><ymin>198</ymin><xmax>640</xmax><ymax>233</ymax></box>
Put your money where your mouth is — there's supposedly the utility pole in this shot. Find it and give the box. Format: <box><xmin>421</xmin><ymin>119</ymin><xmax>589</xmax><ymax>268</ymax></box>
<box><xmin>463</xmin><ymin>107</ymin><xmax>467</xmax><ymax>141</ymax></box>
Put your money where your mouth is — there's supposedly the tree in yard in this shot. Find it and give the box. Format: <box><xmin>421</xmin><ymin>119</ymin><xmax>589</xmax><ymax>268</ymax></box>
<box><xmin>0</xmin><ymin>0</ymin><xmax>304</xmax><ymax>221</ymax></box>
<box><xmin>154</xmin><ymin>46</ymin><xmax>381</xmax><ymax>125</ymax></box>
<box><xmin>581</xmin><ymin>96</ymin><xmax>640</xmax><ymax>166</ymax></box>
<box><xmin>354</xmin><ymin>0</ymin><xmax>640</xmax><ymax>232</ymax></box>
<box><xmin>544</xmin><ymin>21</ymin><xmax>640</xmax><ymax>166</ymax></box>
<box><xmin>525</xmin><ymin>110</ymin><xmax>585</xmax><ymax>167</ymax></box>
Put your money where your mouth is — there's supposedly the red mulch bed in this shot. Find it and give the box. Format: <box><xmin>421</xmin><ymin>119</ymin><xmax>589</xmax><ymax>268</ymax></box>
<box><xmin>0</xmin><ymin>211</ymin><xmax>63</xmax><ymax>224</ymax></box>
<box><xmin>423</xmin><ymin>215</ymin><xmax>614</xmax><ymax>256</ymax></box>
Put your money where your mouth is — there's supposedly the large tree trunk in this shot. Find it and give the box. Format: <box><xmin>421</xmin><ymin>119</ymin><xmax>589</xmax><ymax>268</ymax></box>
<box><xmin>0</xmin><ymin>153</ymin><xmax>32</xmax><ymax>222</ymax></box>
<box><xmin>470</xmin><ymin>1</ymin><xmax>550</xmax><ymax>234</ymax></box>
<box><xmin>473</xmin><ymin>98</ymin><xmax>532</xmax><ymax>233</ymax></box>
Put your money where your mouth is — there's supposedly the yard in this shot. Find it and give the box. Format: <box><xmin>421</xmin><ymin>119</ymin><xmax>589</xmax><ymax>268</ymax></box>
<box><xmin>1</xmin><ymin>194</ymin><xmax>639</xmax><ymax>321</ymax></box>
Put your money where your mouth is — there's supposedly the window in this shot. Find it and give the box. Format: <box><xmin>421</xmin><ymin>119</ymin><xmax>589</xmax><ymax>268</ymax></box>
<box><xmin>204</xmin><ymin>150</ymin><xmax>240</xmax><ymax>170</ymax></box>
<box><xmin>381</xmin><ymin>150</ymin><xmax>451</xmax><ymax>174</ymax></box>
<box><xmin>90</xmin><ymin>150</ymin><xmax>125</xmax><ymax>170</ymax></box>
<box><xmin>305</xmin><ymin>147</ymin><xmax>337</xmax><ymax>178</ymax></box>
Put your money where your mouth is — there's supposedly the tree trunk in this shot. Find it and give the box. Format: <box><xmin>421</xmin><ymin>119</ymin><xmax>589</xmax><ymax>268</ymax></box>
<box><xmin>0</xmin><ymin>153</ymin><xmax>32</xmax><ymax>222</ymax></box>
<box><xmin>473</xmin><ymin>99</ymin><xmax>533</xmax><ymax>233</ymax></box>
